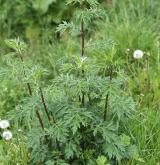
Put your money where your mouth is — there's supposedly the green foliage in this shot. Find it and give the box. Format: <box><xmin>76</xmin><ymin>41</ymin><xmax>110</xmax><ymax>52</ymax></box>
<box><xmin>0</xmin><ymin>0</ymin><xmax>71</xmax><ymax>44</ymax></box>
<box><xmin>1</xmin><ymin>1</ymin><xmax>139</xmax><ymax>163</ymax></box>
<box><xmin>57</xmin><ymin>0</ymin><xmax>106</xmax><ymax>36</ymax></box>
<box><xmin>67</xmin><ymin>0</ymin><xmax>99</xmax><ymax>6</ymax></box>
<box><xmin>5</xmin><ymin>38</ymin><xmax>27</xmax><ymax>54</ymax></box>
<box><xmin>1</xmin><ymin>0</ymin><xmax>160</xmax><ymax>164</ymax></box>
<box><xmin>96</xmin><ymin>156</ymin><xmax>110</xmax><ymax>165</ymax></box>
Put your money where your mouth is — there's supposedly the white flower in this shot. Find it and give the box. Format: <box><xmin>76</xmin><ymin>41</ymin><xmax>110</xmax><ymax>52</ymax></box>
<box><xmin>133</xmin><ymin>50</ymin><xmax>144</xmax><ymax>59</ymax></box>
<box><xmin>81</xmin><ymin>56</ymin><xmax>87</xmax><ymax>62</ymax></box>
<box><xmin>2</xmin><ymin>131</ymin><xmax>13</xmax><ymax>141</ymax></box>
<box><xmin>0</xmin><ymin>120</ymin><xmax>10</xmax><ymax>129</ymax></box>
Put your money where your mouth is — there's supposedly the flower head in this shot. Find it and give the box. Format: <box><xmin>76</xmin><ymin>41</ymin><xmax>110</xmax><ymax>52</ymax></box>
<box><xmin>2</xmin><ymin>131</ymin><xmax>13</xmax><ymax>141</ymax></box>
<box><xmin>81</xmin><ymin>56</ymin><xmax>87</xmax><ymax>62</ymax></box>
<box><xmin>0</xmin><ymin>120</ymin><xmax>10</xmax><ymax>129</ymax></box>
<box><xmin>133</xmin><ymin>50</ymin><xmax>144</xmax><ymax>59</ymax></box>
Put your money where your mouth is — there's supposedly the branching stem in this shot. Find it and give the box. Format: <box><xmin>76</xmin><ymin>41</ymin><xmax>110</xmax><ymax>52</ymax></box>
<box><xmin>19</xmin><ymin>54</ymin><xmax>44</xmax><ymax>130</ymax></box>
<box><xmin>81</xmin><ymin>19</ymin><xmax>85</xmax><ymax>106</ymax></box>
<box><xmin>81</xmin><ymin>20</ymin><xmax>84</xmax><ymax>57</ymax></box>
<box><xmin>39</xmin><ymin>87</ymin><xmax>52</xmax><ymax>122</ymax></box>
<box><xmin>18</xmin><ymin>49</ymin><xmax>60</xmax><ymax>153</ymax></box>
<box><xmin>104</xmin><ymin>94</ymin><xmax>109</xmax><ymax>121</ymax></box>
<box><xmin>36</xmin><ymin>110</ymin><xmax>44</xmax><ymax>130</ymax></box>
<box><xmin>104</xmin><ymin>66</ymin><xmax>113</xmax><ymax>121</ymax></box>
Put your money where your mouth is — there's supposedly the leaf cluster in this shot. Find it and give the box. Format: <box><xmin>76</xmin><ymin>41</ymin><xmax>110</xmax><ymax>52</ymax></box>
<box><xmin>1</xmin><ymin>1</ymin><xmax>139</xmax><ymax>164</ymax></box>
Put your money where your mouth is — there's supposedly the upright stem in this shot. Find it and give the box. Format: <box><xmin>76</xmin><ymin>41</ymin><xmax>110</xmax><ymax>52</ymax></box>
<box><xmin>137</xmin><ymin>59</ymin><xmax>140</xmax><ymax>84</ymax></box>
<box><xmin>39</xmin><ymin>87</ymin><xmax>52</xmax><ymax>122</ymax></box>
<box><xmin>39</xmin><ymin>86</ymin><xmax>60</xmax><ymax>150</ymax></box>
<box><xmin>104</xmin><ymin>94</ymin><xmax>109</xmax><ymax>121</ymax></box>
<box><xmin>81</xmin><ymin>20</ymin><xmax>85</xmax><ymax>106</ymax></box>
<box><xmin>19</xmin><ymin>55</ymin><xmax>32</xmax><ymax>96</ymax></box>
<box><xmin>27</xmin><ymin>83</ymin><xmax>32</xmax><ymax>96</ymax></box>
<box><xmin>19</xmin><ymin>52</ymin><xmax>60</xmax><ymax>152</ymax></box>
<box><xmin>19</xmin><ymin>54</ymin><xmax>44</xmax><ymax>130</ymax></box>
<box><xmin>82</xmin><ymin>92</ymin><xmax>85</xmax><ymax>106</ymax></box>
<box><xmin>39</xmin><ymin>87</ymin><xmax>60</xmax><ymax>152</ymax></box>
<box><xmin>79</xmin><ymin>19</ymin><xmax>86</xmax><ymax>150</ymax></box>
<box><xmin>81</xmin><ymin>20</ymin><xmax>84</xmax><ymax>57</ymax></box>
<box><xmin>36</xmin><ymin>110</ymin><xmax>44</xmax><ymax>129</ymax></box>
<box><xmin>104</xmin><ymin>67</ymin><xmax>113</xmax><ymax>121</ymax></box>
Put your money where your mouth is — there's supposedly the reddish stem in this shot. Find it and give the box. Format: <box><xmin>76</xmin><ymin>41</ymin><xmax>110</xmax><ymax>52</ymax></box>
<box><xmin>81</xmin><ymin>20</ymin><xmax>84</xmax><ymax>57</ymax></box>
<box><xmin>103</xmin><ymin>67</ymin><xmax>113</xmax><ymax>121</ymax></box>
<box><xmin>36</xmin><ymin>110</ymin><xmax>44</xmax><ymax>129</ymax></box>
<box><xmin>19</xmin><ymin>54</ymin><xmax>44</xmax><ymax>130</ymax></box>
<box><xmin>39</xmin><ymin>87</ymin><xmax>52</xmax><ymax>122</ymax></box>
<box><xmin>81</xmin><ymin>20</ymin><xmax>85</xmax><ymax>106</ymax></box>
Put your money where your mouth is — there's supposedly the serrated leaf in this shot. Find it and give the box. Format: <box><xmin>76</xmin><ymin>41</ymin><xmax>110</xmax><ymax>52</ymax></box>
<box><xmin>5</xmin><ymin>38</ymin><xmax>27</xmax><ymax>54</ymax></box>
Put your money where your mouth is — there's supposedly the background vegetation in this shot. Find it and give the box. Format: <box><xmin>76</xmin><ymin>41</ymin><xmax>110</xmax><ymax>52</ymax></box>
<box><xmin>0</xmin><ymin>0</ymin><xmax>160</xmax><ymax>164</ymax></box>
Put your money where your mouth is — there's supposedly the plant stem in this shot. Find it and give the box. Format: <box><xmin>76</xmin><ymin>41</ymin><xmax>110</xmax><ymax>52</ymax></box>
<box><xmin>36</xmin><ymin>110</ymin><xmax>44</xmax><ymax>129</ymax></box>
<box><xmin>81</xmin><ymin>19</ymin><xmax>85</xmax><ymax>106</ymax></box>
<box><xmin>39</xmin><ymin>87</ymin><xmax>60</xmax><ymax>151</ymax></box>
<box><xmin>88</xmin><ymin>94</ymin><xmax>91</xmax><ymax>105</ymax></box>
<box><xmin>18</xmin><ymin>50</ymin><xmax>61</xmax><ymax>155</ymax></box>
<box><xmin>82</xmin><ymin>92</ymin><xmax>85</xmax><ymax>106</ymax></box>
<box><xmin>103</xmin><ymin>66</ymin><xmax>113</xmax><ymax>121</ymax></box>
<box><xmin>27</xmin><ymin>83</ymin><xmax>32</xmax><ymax>96</ymax></box>
<box><xmin>81</xmin><ymin>20</ymin><xmax>84</xmax><ymax>57</ymax></box>
<box><xmin>19</xmin><ymin>55</ymin><xmax>33</xmax><ymax>96</ymax></box>
<box><xmin>39</xmin><ymin>85</ymin><xmax>60</xmax><ymax>150</ymax></box>
<box><xmin>19</xmin><ymin>54</ymin><xmax>44</xmax><ymax>130</ymax></box>
<box><xmin>104</xmin><ymin>94</ymin><xmax>109</xmax><ymax>121</ymax></box>
<box><xmin>79</xmin><ymin>19</ymin><xmax>86</xmax><ymax>151</ymax></box>
<box><xmin>39</xmin><ymin>87</ymin><xmax>52</xmax><ymax>122</ymax></box>
<box><xmin>137</xmin><ymin>59</ymin><xmax>140</xmax><ymax>83</ymax></box>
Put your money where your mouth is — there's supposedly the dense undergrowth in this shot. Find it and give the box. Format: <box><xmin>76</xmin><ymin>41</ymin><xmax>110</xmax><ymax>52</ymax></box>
<box><xmin>0</xmin><ymin>0</ymin><xmax>160</xmax><ymax>164</ymax></box>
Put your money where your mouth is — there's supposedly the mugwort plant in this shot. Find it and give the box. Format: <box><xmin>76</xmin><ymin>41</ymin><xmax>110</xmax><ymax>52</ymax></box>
<box><xmin>2</xmin><ymin>0</ymin><xmax>139</xmax><ymax>164</ymax></box>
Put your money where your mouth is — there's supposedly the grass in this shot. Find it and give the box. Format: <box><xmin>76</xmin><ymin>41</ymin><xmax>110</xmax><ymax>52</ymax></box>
<box><xmin>128</xmin><ymin>109</ymin><xmax>160</xmax><ymax>164</ymax></box>
<box><xmin>102</xmin><ymin>1</ymin><xmax>160</xmax><ymax>163</ymax></box>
